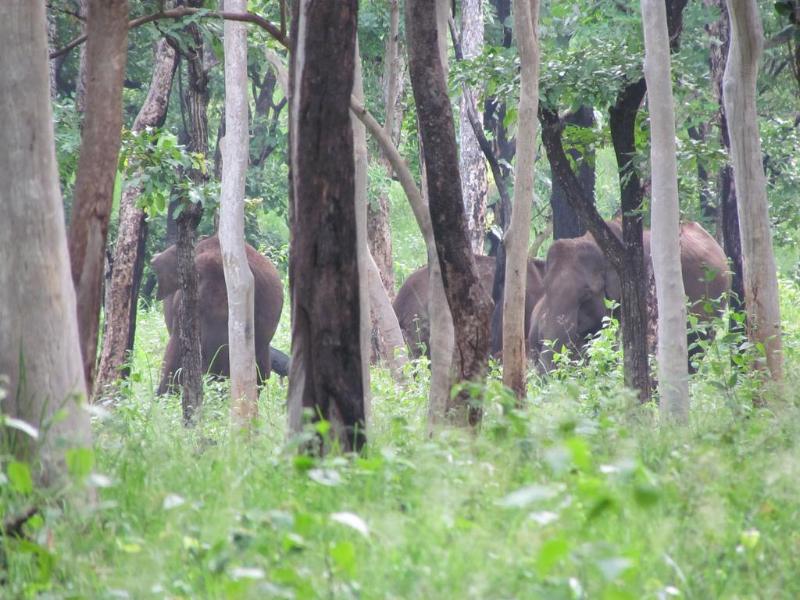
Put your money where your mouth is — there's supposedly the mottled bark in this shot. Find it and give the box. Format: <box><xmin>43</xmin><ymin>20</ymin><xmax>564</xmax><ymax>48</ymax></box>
<box><xmin>642</xmin><ymin>0</ymin><xmax>689</xmax><ymax>421</ymax></box>
<box><xmin>287</xmin><ymin>0</ymin><xmax>366</xmax><ymax>452</ymax></box>
<box><xmin>67</xmin><ymin>0</ymin><xmax>129</xmax><ymax>391</ymax></box>
<box><xmin>723</xmin><ymin>0</ymin><xmax>784</xmax><ymax>382</ymax></box>
<box><xmin>0</xmin><ymin>0</ymin><xmax>92</xmax><ymax>486</ymax></box>
<box><xmin>76</xmin><ymin>0</ymin><xmax>89</xmax><ymax>113</ymax></box>
<box><xmin>407</xmin><ymin>0</ymin><xmax>494</xmax><ymax>426</ymax></box>
<box><xmin>175</xmin><ymin>12</ymin><xmax>209</xmax><ymax>423</ymax></box>
<box><xmin>459</xmin><ymin>0</ymin><xmax>488</xmax><ymax>254</ymax></box>
<box><xmin>220</xmin><ymin>0</ymin><xmax>258</xmax><ymax>426</ymax></box>
<box><xmin>94</xmin><ymin>39</ymin><xmax>177</xmax><ymax>398</ymax></box>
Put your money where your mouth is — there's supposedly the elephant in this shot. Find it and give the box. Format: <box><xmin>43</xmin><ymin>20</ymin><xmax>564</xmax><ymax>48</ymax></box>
<box><xmin>151</xmin><ymin>235</ymin><xmax>284</xmax><ymax>394</ymax></box>
<box><xmin>528</xmin><ymin>220</ymin><xmax>731</xmax><ymax>372</ymax></box>
<box><xmin>393</xmin><ymin>254</ymin><xmax>547</xmax><ymax>358</ymax></box>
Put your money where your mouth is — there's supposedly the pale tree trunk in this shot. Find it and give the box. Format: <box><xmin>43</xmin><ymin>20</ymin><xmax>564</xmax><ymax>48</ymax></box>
<box><xmin>68</xmin><ymin>0</ymin><xmax>129</xmax><ymax>392</ymax></box>
<box><xmin>220</xmin><ymin>0</ymin><xmax>258</xmax><ymax>427</ymax></box>
<box><xmin>641</xmin><ymin>0</ymin><xmax>689</xmax><ymax>421</ymax></box>
<box><xmin>423</xmin><ymin>0</ymin><xmax>457</xmax><ymax>427</ymax></box>
<box><xmin>0</xmin><ymin>1</ymin><xmax>92</xmax><ymax>486</ymax></box>
<box><xmin>367</xmin><ymin>250</ymin><xmax>408</xmax><ymax>377</ymax></box>
<box><xmin>723</xmin><ymin>0</ymin><xmax>783</xmax><ymax>383</ymax></box>
<box><xmin>407</xmin><ymin>0</ymin><xmax>494</xmax><ymax>426</ymax></box>
<box><xmin>368</xmin><ymin>0</ymin><xmax>401</xmax><ymax>300</ymax></box>
<box><xmin>94</xmin><ymin>39</ymin><xmax>177</xmax><ymax>398</ymax></box>
<box><xmin>707</xmin><ymin>0</ymin><xmax>745</xmax><ymax>310</ymax></box>
<box><xmin>352</xmin><ymin>39</ymin><xmax>373</xmax><ymax>422</ymax></box>
<box><xmin>287</xmin><ymin>0</ymin><xmax>366</xmax><ymax>453</ymax></box>
<box><xmin>459</xmin><ymin>0</ymin><xmax>488</xmax><ymax>254</ymax></box>
<box><xmin>502</xmin><ymin>0</ymin><xmax>540</xmax><ymax>400</ymax></box>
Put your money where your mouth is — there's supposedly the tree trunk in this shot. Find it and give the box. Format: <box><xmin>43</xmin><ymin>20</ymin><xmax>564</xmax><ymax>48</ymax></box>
<box><xmin>47</xmin><ymin>8</ymin><xmax>58</xmax><ymax>98</ymax></box>
<box><xmin>415</xmin><ymin>2</ymin><xmax>456</xmax><ymax>428</ymax></box>
<box><xmin>67</xmin><ymin>0</ymin><xmax>128</xmax><ymax>392</ymax></box>
<box><xmin>0</xmin><ymin>0</ymin><xmax>92</xmax><ymax>486</ymax></box>
<box><xmin>287</xmin><ymin>0</ymin><xmax>366</xmax><ymax>453</ymax></box>
<box><xmin>707</xmin><ymin>0</ymin><xmax>745</xmax><ymax>309</ymax></box>
<box><xmin>459</xmin><ymin>0</ymin><xmax>488</xmax><ymax>254</ymax></box>
<box><xmin>383</xmin><ymin>0</ymin><xmax>403</xmax><ymax>146</ymax></box>
<box><xmin>76</xmin><ymin>0</ymin><xmax>89</xmax><ymax>113</ymax></box>
<box><xmin>723</xmin><ymin>0</ymin><xmax>784</xmax><ymax>382</ymax></box>
<box><xmin>550</xmin><ymin>106</ymin><xmax>595</xmax><ymax>240</ymax></box>
<box><xmin>352</xmin><ymin>39</ymin><xmax>373</xmax><ymax>422</ymax></box>
<box><xmin>94</xmin><ymin>39</ymin><xmax>178</xmax><ymax>398</ymax></box>
<box><xmin>175</xmin><ymin>13</ymin><xmax>209</xmax><ymax>423</ymax></box>
<box><xmin>220</xmin><ymin>0</ymin><xmax>258</xmax><ymax>427</ymax></box>
<box><xmin>642</xmin><ymin>0</ymin><xmax>689</xmax><ymax>421</ymax></box>
<box><xmin>367</xmin><ymin>250</ymin><xmax>408</xmax><ymax>377</ymax></box>
<box><xmin>608</xmin><ymin>78</ymin><xmax>651</xmax><ymax>401</ymax></box>
<box><xmin>406</xmin><ymin>0</ymin><xmax>494</xmax><ymax>426</ymax></box>
<box><xmin>502</xmin><ymin>0</ymin><xmax>540</xmax><ymax>400</ymax></box>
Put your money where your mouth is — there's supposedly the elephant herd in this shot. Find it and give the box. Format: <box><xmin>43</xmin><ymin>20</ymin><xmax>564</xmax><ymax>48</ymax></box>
<box><xmin>153</xmin><ymin>220</ymin><xmax>730</xmax><ymax>393</ymax></box>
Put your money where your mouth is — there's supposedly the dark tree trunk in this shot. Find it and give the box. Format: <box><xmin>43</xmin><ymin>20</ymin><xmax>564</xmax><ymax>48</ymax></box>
<box><xmin>550</xmin><ymin>105</ymin><xmax>595</xmax><ymax>240</ymax></box>
<box><xmin>94</xmin><ymin>39</ymin><xmax>178</xmax><ymax>397</ymax></box>
<box><xmin>406</xmin><ymin>0</ymin><xmax>493</xmax><ymax>426</ymax></box>
<box><xmin>287</xmin><ymin>0</ymin><xmax>366</xmax><ymax>452</ymax></box>
<box><xmin>609</xmin><ymin>77</ymin><xmax>651</xmax><ymax>401</ymax></box>
<box><xmin>175</xmin><ymin>12</ymin><xmax>209</xmax><ymax>423</ymax></box>
<box><xmin>67</xmin><ymin>0</ymin><xmax>129</xmax><ymax>391</ymax></box>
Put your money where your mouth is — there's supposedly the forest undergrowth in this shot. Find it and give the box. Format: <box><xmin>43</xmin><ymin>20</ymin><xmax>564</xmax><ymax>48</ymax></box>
<box><xmin>2</xmin><ymin>278</ymin><xmax>799</xmax><ymax>599</ymax></box>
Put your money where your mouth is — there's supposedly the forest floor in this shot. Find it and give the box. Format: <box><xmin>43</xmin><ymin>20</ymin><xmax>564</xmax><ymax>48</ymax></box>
<box><xmin>3</xmin><ymin>277</ymin><xmax>800</xmax><ymax>598</ymax></box>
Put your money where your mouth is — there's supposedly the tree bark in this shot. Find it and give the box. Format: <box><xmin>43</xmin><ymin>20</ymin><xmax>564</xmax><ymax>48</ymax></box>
<box><xmin>94</xmin><ymin>39</ymin><xmax>178</xmax><ymax>398</ymax></box>
<box><xmin>406</xmin><ymin>0</ymin><xmax>494</xmax><ymax>426</ymax></box>
<box><xmin>608</xmin><ymin>78</ymin><xmax>652</xmax><ymax>402</ymax></box>
<box><xmin>707</xmin><ymin>0</ymin><xmax>745</xmax><ymax>309</ymax></box>
<box><xmin>367</xmin><ymin>250</ymin><xmax>408</xmax><ymax>377</ymax></box>
<box><xmin>723</xmin><ymin>0</ymin><xmax>784</xmax><ymax>382</ymax></box>
<box><xmin>0</xmin><ymin>0</ymin><xmax>92</xmax><ymax>486</ymax></box>
<box><xmin>287</xmin><ymin>0</ymin><xmax>366</xmax><ymax>452</ymax></box>
<box><xmin>175</xmin><ymin>11</ymin><xmax>209</xmax><ymax>423</ymax></box>
<box><xmin>220</xmin><ymin>0</ymin><xmax>258</xmax><ymax>427</ymax></box>
<box><xmin>459</xmin><ymin>0</ymin><xmax>488</xmax><ymax>254</ymax></box>
<box><xmin>67</xmin><ymin>0</ymin><xmax>129</xmax><ymax>392</ymax></box>
<box><xmin>502</xmin><ymin>0</ymin><xmax>540</xmax><ymax>400</ymax></box>
<box><xmin>76</xmin><ymin>0</ymin><xmax>89</xmax><ymax>113</ymax></box>
<box><xmin>352</xmin><ymin>39</ymin><xmax>373</xmax><ymax>420</ymax></box>
<box><xmin>642</xmin><ymin>0</ymin><xmax>689</xmax><ymax>421</ymax></box>
<box><xmin>550</xmin><ymin>106</ymin><xmax>595</xmax><ymax>240</ymax></box>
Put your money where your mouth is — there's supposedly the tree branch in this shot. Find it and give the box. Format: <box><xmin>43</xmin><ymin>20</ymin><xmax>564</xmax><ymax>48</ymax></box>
<box><xmin>538</xmin><ymin>105</ymin><xmax>625</xmax><ymax>269</ymax></box>
<box><xmin>50</xmin><ymin>7</ymin><xmax>287</xmax><ymax>59</ymax></box>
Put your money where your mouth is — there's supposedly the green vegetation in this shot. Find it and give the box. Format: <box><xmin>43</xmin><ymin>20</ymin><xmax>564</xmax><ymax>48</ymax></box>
<box><xmin>3</xmin><ymin>274</ymin><xmax>799</xmax><ymax>598</ymax></box>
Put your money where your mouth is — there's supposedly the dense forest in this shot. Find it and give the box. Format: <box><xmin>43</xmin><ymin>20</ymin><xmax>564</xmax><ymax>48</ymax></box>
<box><xmin>1</xmin><ymin>0</ymin><xmax>799</xmax><ymax>596</ymax></box>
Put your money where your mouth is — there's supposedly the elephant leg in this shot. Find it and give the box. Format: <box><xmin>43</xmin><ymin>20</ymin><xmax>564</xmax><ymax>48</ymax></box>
<box><xmin>157</xmin><ymin>334</ymin><xmax>180</xmax><ymax>395</ymax></box>
<box><xmin>256</xmin><ymin>343</ymin><xmax>272</xmax><ymax>385</ymax></box>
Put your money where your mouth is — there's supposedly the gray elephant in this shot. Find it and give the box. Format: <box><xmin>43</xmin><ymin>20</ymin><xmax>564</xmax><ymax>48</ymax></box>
<box><xmin>393</xmin><ymin>255</ymin><xmax>547</xmax><ymax>358</ymax></box>
<box><xmin>151</xmin><ymin>235</ymin><xmax>284</xmax><ymax>394</ymax></box>
<box><xmin>528</xmin><ymin>221</ymin><xmax>731</xmax><ymax>371</ymax></box>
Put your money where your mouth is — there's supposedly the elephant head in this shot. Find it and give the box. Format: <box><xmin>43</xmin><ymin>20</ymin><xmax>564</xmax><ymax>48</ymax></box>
<box><xmin>528</xmin><ymin>220</ymin><xmax>730</xmax><ymax>373</ymax></box>
<box><xmin>528</xmin><ymin>234</ymin><xmax>621</xmax><ymax>371</ymax></box>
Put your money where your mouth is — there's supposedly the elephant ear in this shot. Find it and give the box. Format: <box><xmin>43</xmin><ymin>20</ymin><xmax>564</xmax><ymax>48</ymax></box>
<box><xmin>151</xmin><ymin>248</ymin><xmax>179</xmax><ymax>300</ymax></box>
<box><xmin>603</xmin><ymin>266</ymin><xmax>622</xmax><ymax>304</ymax></box>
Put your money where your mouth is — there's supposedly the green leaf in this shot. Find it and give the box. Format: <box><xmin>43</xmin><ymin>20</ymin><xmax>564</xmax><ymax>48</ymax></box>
<box><xmin>330</xmin><ymin>540</ymin><xmax>357</xmax><ymax>578</ymax></box>
<box><xmin>536</xmin><ymin>537</ymin><xmax>570</xmax><ymax>576</ymax></box>
<box><xmin>66</xmin><ymin>447</ymin><xmax>95</xmax><ymax>480</ymax></box>
<box><xmin>8</xmin><ymin>461</ymin><xmax>33</xmax><ymax>494</ymax></box>
<box><xmin>565</xmin><ymin>437</ymin><xmax>592</xmax><ymax>471</ymax></box>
